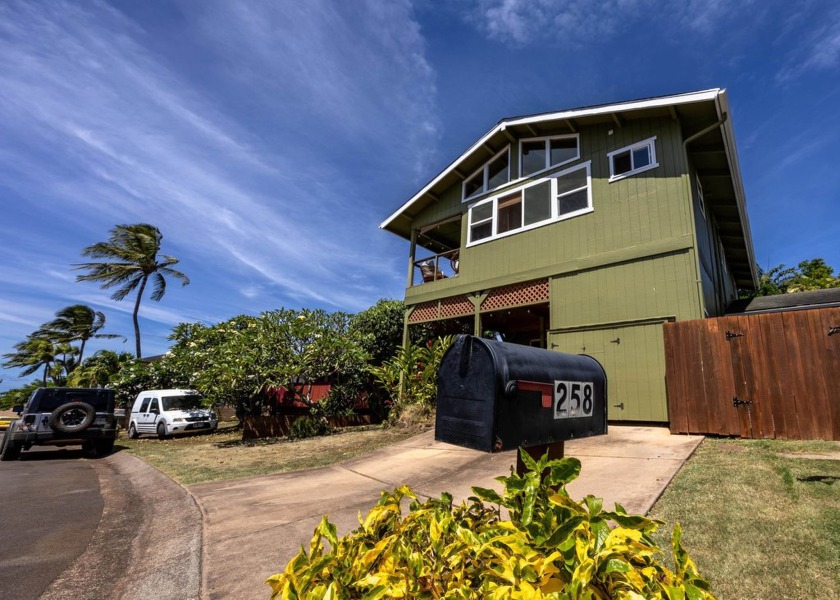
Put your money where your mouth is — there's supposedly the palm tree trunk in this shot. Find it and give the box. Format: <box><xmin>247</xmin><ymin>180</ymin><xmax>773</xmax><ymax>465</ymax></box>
<box><xmin>43</xmin><ymin>362</ymin><xmax>48</xmax><ymax>386</ymax></box>
<box><xmin>133</xmin><ymin>275</ymin><xmax>148</xmax><ymax>358</ymax></box>
<box><xmin>79</xmin><ymin>339</ymin><xmax>87</xmax><ymax>364</ymax></box>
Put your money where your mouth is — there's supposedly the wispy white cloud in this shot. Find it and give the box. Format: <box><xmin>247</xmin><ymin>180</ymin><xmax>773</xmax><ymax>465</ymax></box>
<box><xmin>465</xmin><ymin>0</ymin><xmax>641</xmax><ymax>45</ymax></box>
<box><xmin>776</xmin><ymin>8</ymin><xmax>840</xmax><ymax>81</ymax></box>
<box><xmin>463</xmin><ymin>0</ymin><xmax>765</xmax><ymax>46</ymax></box>
<box><xmin>0</xmin><ymin>0</ymin><xmax>435</xmax><ymax>318</ymax></box>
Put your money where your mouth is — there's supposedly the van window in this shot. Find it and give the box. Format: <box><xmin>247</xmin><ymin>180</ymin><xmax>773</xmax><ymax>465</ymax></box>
<box><xmin>149</xmin><ymin>399</ymin><xmax>160</xmax><ymax>413</ymax></box>
<box><xmin>162</xmin><ymin>394</ymin><xmax>204</xmax><ymax>411</ymax></box>
<box><xmin>139</xmin><ymin>398</ymin><xmax>151</xmax><ymax>413</ymax></box>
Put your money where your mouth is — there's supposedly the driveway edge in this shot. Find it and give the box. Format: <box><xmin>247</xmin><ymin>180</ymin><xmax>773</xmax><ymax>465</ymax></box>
<box><xmin>43</xmin><ymin>451</ymin><xmax>203</xmax><ymax>600</ymax></box>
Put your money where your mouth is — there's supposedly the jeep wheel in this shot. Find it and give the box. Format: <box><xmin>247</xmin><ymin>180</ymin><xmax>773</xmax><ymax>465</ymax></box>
<box><xmin>94</xmin><ymin>438</ymin><xmax>115</xmax><ymax>457</ymax></box>
<box><xmin>157</xmin><ymin>422</ymin><xmax>167</xmax><ymax>440</ymax></box>
<box><xmin>51</xmin><ymin>402</ymin><xmax>96</xmax><ymax>434</ymax></box>
<box><xmin>0</xmin><ymin>429</ymin><xmax>21</xmax><ymax>461</ymax></box>
<box><xmin>128</xmin><ymin>423</ymin><xmax>139</xmax><ymax>439</ymax></box>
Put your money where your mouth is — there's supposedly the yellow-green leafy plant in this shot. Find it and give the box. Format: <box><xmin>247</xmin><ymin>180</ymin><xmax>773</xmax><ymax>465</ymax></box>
<box><xmin>266</xmin><ymin>452</ymin><xmax>715</xmax><ymax>599</ymax></box>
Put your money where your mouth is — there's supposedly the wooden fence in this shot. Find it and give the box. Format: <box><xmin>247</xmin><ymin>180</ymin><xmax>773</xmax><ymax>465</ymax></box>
<box><xmin>663</xmin><ymin>307</ymin><xmax>840</xmax><ymax>440</ymax></box>
<box><xmin>242</xmin><ymin>413</ymin><xmax>380</xmax><ymax>439</ymax></box>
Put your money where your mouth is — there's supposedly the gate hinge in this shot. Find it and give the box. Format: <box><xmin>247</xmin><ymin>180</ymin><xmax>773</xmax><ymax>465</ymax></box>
<box><xmin>829</xmin><ymin>326</ymin><xmax>840</xmax><ymax>336</ymax></box>
<box><xmin>732</xmin><ymin>396</ymin><xmax>753</xmax><ymax>407</ymax></box>
<box><xmin>725</xmin><ymin>331</ymin><xmax>744</xmax><ymax>341</ymax></box>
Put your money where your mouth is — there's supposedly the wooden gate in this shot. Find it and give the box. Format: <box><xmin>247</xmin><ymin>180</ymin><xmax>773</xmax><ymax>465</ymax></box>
<box><xmin>664</xmin><ymin>307</ymin><xmax>840</xmax><ymax>440</ymax></box>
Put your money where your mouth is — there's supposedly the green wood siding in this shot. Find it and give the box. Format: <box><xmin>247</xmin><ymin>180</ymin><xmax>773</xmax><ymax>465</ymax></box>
<box><xmin>408</xmin><ymin>117</ymin><xmax>694</xmax><ymax>299</ymax></box>
<box><xmin>549</xmin><ymin>251</ymin><xmax>701</xmax><ymax>328</ymax></box>
<box><xmin>413</xmin><ymin>183</ymin><xmax>462</xmax><ymax>231</ymax></box>
<box><xmin>404</xmin><ymin>116</ymin><xmax>715</xmax><ymax>424</ymax></box>
<box><xmin>549</xmin><ymin>322</ymin><xmax>669</xmax><ymax>421</ymax></box>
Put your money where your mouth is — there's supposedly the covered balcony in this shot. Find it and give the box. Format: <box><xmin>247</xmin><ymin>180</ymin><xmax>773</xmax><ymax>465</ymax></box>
<box><xmin>408</xmin><ymin>215</ymin><xmax>461</xmax><ymax>287</ymax></box>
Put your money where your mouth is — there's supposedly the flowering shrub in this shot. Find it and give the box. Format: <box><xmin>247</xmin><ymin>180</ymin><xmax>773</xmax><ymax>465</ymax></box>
<box><xmin>267</xmin><ymin>452</ymin><xmax>716</xmax><ymax>599</ymax></box>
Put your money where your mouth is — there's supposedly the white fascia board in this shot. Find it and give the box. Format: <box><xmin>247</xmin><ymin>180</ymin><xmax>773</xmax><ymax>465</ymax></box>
<box><xmin>506</xmin><ymin>89</ymin><xmax>721</xmax><ymax>128</ymax></box>
<box><xmin>381</xmin><ymin>88</ymin><xmax>722</xmax><ymax>231</ymax></box>
<box><xmin>380</xmin><ymin>124</ymin><xmax>503</xmax><ymax>230</ymax></box>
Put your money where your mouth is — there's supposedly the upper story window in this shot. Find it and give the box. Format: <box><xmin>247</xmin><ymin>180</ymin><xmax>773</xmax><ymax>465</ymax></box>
<box><xmin>520</xmin><ymin>134</ymin><xmax>580</xmax><ymax>178</ymax></box>
<box><xmin>462</xmin><ymin>147</ymin><xmax>510</xmax><ymax>201</ymax></box>
<box><xmin>468</xmin><ymin>161</ymin><xmax>592</xmax><ymax>245</ymax></box>
<box><xmin>608</xmin><ymin>136</ymin><xmax>658</xmax><ymax>182</ymax></box>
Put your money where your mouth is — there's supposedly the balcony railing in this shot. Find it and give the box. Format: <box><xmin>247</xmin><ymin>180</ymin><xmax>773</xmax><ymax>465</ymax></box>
<box><xmin>412</xmin><ymin>249</ymin><xmax>459</xmax><ymax>286</ymax></box>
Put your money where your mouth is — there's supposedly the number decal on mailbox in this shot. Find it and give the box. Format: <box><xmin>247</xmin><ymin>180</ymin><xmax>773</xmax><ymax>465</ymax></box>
<box><xmin>554</xmin><ymin>381</ymin><xmax>594</xmax><ymax>419</ymax></box>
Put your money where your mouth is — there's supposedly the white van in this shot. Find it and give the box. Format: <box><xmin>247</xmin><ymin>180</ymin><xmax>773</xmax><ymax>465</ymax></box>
<box><xmin>128</xmin><ymin>389</ymin><xmax>218</xmax><ymax>439</ymax></box>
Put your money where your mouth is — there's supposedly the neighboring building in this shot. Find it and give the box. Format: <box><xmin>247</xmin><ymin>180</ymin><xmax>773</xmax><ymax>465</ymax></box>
<box><xmin>727</xmin><ymin>287</ymin><xmax>840</xmax><ymax>315</ymax></box>
<box><xmin>381</xmin><ymin>89</ymin><xmax>757</xmax><ymax>422</ymax></box>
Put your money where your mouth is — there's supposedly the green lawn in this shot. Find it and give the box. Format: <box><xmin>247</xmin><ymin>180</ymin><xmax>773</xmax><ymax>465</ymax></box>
<box><xmin>649</xmin><ymin>438</ymin><xmax>840</xmax><ymax>600</ymax></box>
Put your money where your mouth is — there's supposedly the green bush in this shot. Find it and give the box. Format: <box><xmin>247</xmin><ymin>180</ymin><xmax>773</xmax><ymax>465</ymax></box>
<box><xmin>288</xmin><ymin>416</ymin><xmax>331</xmax><ymax>440</ymax></box>
<box><xmin>267</xmin><ymin>452</ymin><xmax>715</xmax><ymax>599</ymax></box>
<box><xmin>368</xmin><ymin>336</ymin><xmax>454</xmax><ymax>420</ymax></box>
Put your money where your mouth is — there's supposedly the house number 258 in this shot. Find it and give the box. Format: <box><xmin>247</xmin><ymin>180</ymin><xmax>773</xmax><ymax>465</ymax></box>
<box><xmin>554</xmin><ymin>381</ymin><xmax>594</xmax><ymax>420</ymax></box>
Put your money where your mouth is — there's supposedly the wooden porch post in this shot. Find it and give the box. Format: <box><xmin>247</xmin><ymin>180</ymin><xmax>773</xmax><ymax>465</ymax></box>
<box><xmin>407</xmin><ymin>228</ymin><xmax>418</xmax><ymax>289</ymax></box>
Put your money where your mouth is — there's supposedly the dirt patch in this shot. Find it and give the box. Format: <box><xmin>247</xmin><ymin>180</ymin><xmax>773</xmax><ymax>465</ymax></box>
<box><xmin>778</xmin><ymin>452</ymin><xmax>840</xmax><ymax>461</ymax></box>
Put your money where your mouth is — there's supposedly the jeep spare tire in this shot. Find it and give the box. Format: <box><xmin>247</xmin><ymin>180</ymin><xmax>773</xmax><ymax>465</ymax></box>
<box><xmin>50</xmin><ymin>402</ymin><xmax>96</xmax><ymax>434</ymax></box>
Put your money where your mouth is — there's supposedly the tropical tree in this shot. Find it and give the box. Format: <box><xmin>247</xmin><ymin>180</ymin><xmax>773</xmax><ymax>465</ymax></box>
<box><xmin>73</xmin><ymin>224</ymin><xmax>190</xmax><ymax>358</ymax></box>
<box><xmin>744</xmin><ymin>257</ymin><xmax>839</xmax><ymax>298</ymax></box>
<box><xmin>160</xmin><ymin>309</ymin><xmax>370</xmax><ymax>419</ymax></box>
<box><xmin>67</xmin><ymin>350</ymin><xmax>135</xmax><ymax>388</ymax></box>
<box><xmin>788</xmin><ymin>258</ymin><xmax>839</xmax><ymax>292</ymax></box>
<box><xmin>0</xmin><ymin>380</ymin><xmax>43</xmax><ymax>410</ymax></box>
<box><xmin>37</xmin><ymin>304</ymin><xmax>125</xmax><ymax>363</ymax></box>
<box><xmin>2</xmin><ymin>335</ymin><xmax>59</xmax><ymax>385</ymax></box>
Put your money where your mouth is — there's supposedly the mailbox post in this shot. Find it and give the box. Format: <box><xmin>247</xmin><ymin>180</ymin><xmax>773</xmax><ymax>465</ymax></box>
<box><xmin>435</xmin><ymin>335</ymin><xmax>607</xmax><ymax>472</ymax></box>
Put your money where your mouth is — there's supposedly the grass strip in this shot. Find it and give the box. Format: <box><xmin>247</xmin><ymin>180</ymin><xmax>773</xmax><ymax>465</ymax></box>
<box><xmin>649</xmin><ymin>438</ymin><xmax>840</xmax><ymax>600</ymax></box>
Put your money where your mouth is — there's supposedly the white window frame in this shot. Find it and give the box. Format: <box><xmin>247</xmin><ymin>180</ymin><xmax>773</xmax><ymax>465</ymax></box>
<box><xmin>607</xmin><ymin>136</ymin><xmax>658</xmax><ymax>182</ymax></box>
<box><xmin>461</xmin><ymin>146</ymin><xmax>511</xmax><ymax>202</ymax></box>
<box><xmin>519</xmin><ymin>133</ymin><xmax>580</xmax><ymax>179</ymax></box>
<box><xmin>467</xmin><ymin>161</ymin><xmax>593</xmax><ymax>246</ymax></box>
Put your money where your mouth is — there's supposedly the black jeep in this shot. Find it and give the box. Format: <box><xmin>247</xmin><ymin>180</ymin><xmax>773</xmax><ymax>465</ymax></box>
<box><xmin>0</xmin><ymin>388</ymin><xmax>117</xmax><ymax>460</ymax></box>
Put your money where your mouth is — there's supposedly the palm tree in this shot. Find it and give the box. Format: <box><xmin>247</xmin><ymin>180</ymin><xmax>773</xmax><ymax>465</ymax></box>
<box><xmin>37</xmin><ymin>304</ymin><xmax>125</xmax><ymax>363</ymax></box>
<box><xmin>73</xmin><ymin>224</ymin><xmax>190</xmax><ymax>358</ymax></box>
<box><xmin>2</xmin><ymin>336</ymin><xmax>59</xmax><ymax>385</ymax></box>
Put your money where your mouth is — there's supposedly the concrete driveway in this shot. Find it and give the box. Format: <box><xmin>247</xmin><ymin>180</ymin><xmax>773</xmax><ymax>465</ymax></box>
<box><xmin>189</xmin><ymin>426</ymin><xmax>702</xmax><ymax>600</ymax></box>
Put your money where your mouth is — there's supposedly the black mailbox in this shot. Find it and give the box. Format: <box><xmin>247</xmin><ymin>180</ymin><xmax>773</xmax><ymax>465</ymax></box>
<box><xmin>435</xmin><ymin>335</ymin><xmax>607</xmax><ymax>452</ymax></box>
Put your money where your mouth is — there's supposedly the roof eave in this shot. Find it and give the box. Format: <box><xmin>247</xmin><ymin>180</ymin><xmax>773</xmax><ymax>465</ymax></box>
<box><xmin>381</xmin><ymin>89</ymin><xmax>723</xmax><ymax>232</ymax></box>
<box><xmin>714</xmin><ymin>91</ymin><xmax>759</xmax><ymax>289</ymax></box>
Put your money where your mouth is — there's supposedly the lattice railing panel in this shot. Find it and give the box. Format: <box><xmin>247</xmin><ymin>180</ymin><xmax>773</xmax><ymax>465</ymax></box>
<box><xmin>481</xmin><ymin>279</ymin><xmax>549</xmax><ymax>311</ymax></box>
<box><xmin>408</xmin><ymin>301</ymin><xmax>438</xmax><ymax>323</ymax></box>
<box><xmin>440</xmin><ymin>295</ymin><xmax>473</xmax><ymax>318</ymax></box>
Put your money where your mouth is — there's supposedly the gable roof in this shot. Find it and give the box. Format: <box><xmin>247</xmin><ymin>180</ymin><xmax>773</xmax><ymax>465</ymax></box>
<box><xmin>381</xmin><ymin>88</ymin><xmax>757</xmax><ymax>288</ymax></box>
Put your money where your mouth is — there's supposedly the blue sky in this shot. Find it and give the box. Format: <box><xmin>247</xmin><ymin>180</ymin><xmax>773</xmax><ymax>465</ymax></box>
<box><xmin>1</xmin><ymin>0</ymin><xmax>838</xmax><ymax>391</ymax></box>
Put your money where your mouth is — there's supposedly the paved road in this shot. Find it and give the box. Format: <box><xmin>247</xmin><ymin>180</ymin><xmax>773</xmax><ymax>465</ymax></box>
<box><xmin>0</xmin><ymin>446</ymin><xmax>103</xmax><ymax>600</ymax></box>
<box><xmin>0</xmin><ymin>445</ymin><xmax>202</xmax><ymax>600</ymax></box>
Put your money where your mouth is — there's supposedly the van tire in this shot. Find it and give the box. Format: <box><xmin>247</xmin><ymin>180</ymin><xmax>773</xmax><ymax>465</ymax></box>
<box><xmin>128</xmin><ymin>423</ymin><xmax>139</xmax><ymax>439</ymax></box>
<box><xmin>157</xmin><ymin>422</ymin><xmax>167</xmax><ymax>440</ymax></box>
<box><xmin>51</xmin><ymin>402</ymin><xmax>96</xmax><ymax>434</ymax></box>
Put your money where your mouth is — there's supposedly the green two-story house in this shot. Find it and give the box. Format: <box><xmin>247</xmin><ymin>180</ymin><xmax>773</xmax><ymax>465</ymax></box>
<box><xmin>381</xmin><ymin>89</ymin><xmax>757</xmax><ymax>422</ymax></box>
